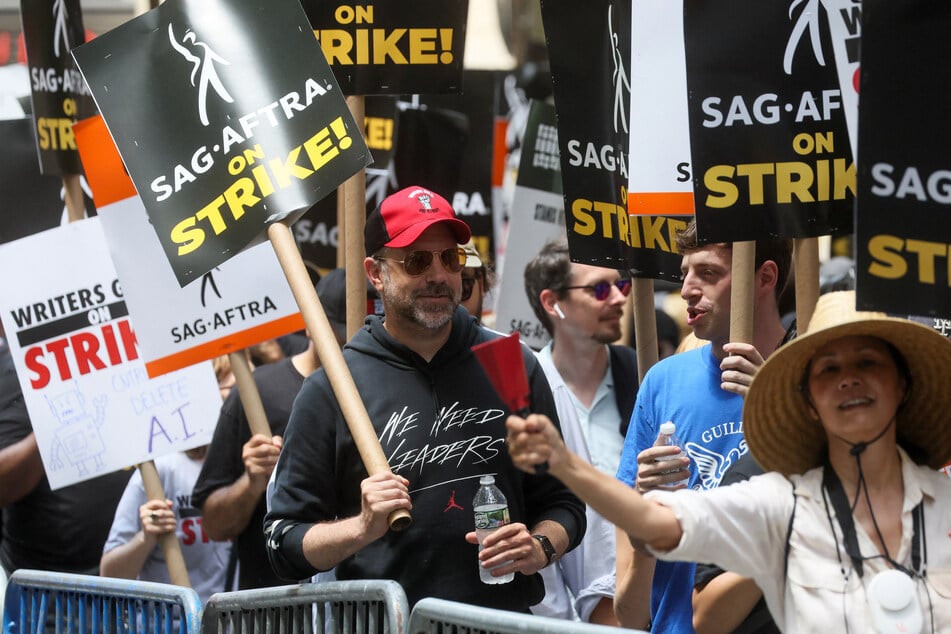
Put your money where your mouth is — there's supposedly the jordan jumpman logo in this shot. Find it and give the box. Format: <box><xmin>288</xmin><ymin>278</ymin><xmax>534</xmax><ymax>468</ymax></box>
<box><xmin>444</xmin><ymin>490</ymin><xmax>464</xmax><ymax>512</ymax></box>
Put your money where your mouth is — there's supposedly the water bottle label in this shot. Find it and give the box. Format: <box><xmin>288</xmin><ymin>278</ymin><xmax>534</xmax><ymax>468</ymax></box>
<box><xmin>474</xmin><ymin>507</ymin><xmax>510</xmax><ymax>530</ymax></box>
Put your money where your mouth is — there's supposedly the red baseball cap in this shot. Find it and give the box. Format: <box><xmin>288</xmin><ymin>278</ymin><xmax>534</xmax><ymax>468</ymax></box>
<box><xmin>365</xmin><ymin>186</ymin><xmax>471</xmax><ymax>255</ymax></box>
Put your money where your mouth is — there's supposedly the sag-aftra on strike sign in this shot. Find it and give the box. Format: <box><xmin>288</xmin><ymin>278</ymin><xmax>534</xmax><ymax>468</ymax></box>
<box><xmin>300</xmin><ymin>0</ymin><xmax>468</xmax><ymax>96</ymax></box>
<box><xmin>73</xmin><ymin>0</ymin><xmax>371</xmax><ymax>286</ymax></box>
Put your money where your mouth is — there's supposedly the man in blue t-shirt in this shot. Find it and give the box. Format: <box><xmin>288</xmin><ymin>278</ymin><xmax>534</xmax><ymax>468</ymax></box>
<box><xmin>614</xmin><ymin>221</ymin><xmax>791</xmax><ymax>634</ymax></box>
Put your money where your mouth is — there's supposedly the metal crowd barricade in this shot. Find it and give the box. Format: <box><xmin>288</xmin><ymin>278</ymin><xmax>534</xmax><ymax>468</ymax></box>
<box><xmin>200</xmin><ymin>580</ymin><xmax>408</xmax><ymax>634</ymax></box>
<box><xmin>3</xmin><ymin>568</ymin><xmax>202</xmax><ymax>633</ymax></box>
<box><xmin>407</xmin><ymin>598</ymin><xmax>646</xmax><ymax>634</ymax></box>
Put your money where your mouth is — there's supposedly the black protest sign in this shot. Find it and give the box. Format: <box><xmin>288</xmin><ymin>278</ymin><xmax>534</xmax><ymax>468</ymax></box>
<box><xmin>0</xmin><ymin>117</ymin><xmax>95</xmax><ymax>243</ymax></box>
<box><xmin>292</xmin><ymin>95</ymin><xmax>399</xmax><ymax>276</ymax></box>
<box><xmin>19</xmin><ymin>0</ymin><xmax>95</xmax><ymax>175</ymax></box>
<box><xmin>72</xmin><ymin>0</ymin><xmax>371</xmax><ymax>287</ymax></box>
<box><xmin>294</xmin><ymin>96</ymin><xmax>398</xmax><ymax>276</ymax></box>
<box><xmin>398</xmin><ymin>69</ymin><xmax>502</xmax><ymax>252</ymax></box>
<box><xmin>363</xmin><ymin>95</ymin><xmax>399</xmax><ymax>214</ymax></box>
<box><xmin>293</xmin><ymin>196</ymin><xmax>338</xmax><ymax>278</ymax></box>
<box><xmin>543</xmin><ymin>0</ymin><xmax>683</xmax><ymax>281</ymax></box>
<box><xmin>684</xmin><ymin>1</ymin><xmax>854</xmax><ymax>243</ymax></box>
<box><xmin>295</xmin><ymin>88</ymin><xmax>490</xmax><ymax>272</ymax></box>
<box><xmin>516</xmin><ymin>101</ymin><xmax>562</xmax><ymax>196</ymax></box>
<box><xmin>393</xmin><ymin>106</ymin><xmax>468</xmax><ymax>202</ymax></box>
<box><xmin>301</xmin><ymin>0</ymin><xmax>468</xmax><ymax>96</ymax></box>
<box><xmin>365</xmin><ymin>96</ymin><xmax>399</xmax><ymax>171</ymax></box>
<box><xmin>855</xmin><ymin>0</ymin><xmax>951</xmax><ymax>316</ymax></box>
<box><xmin>297</xmin><ymin>73</ymin><xmax>499</xmax><ymax>272</ymax></box>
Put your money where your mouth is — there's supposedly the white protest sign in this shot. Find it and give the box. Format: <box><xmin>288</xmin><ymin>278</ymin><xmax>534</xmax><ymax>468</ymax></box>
<box><xmin>0</xmin><ymin>219</ymin><xmax>222</xmax><ymax>490</ymax></box>
<box><xmin>75</xmin><ymin>116</ymin><xmax>305</xmax><ymax>378</ymax></box>
<box><xmin>823</xmin><ymin>0</ymin><xmax>861</xmax><ymax>160</ymax></box>
<box><xmin>99</xmin><ymin>199</ymin><xmax>303</xmax><ymax>377</ymax></box>
<box><xmin>493</xmin><ymin>101</ymin><xmax>566</xmax><ymax>351</ymax></box>
<box><xmin>627</xmin><ymin>0</ymin><xmax>694</xmax><ymax>216</ymax></box>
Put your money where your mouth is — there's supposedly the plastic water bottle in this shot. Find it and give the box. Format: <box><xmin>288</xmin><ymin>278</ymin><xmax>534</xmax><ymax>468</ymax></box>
<box><xmin>473</xmin><ymin>475</ymin><xmax>515</xmax><ymax>584</ymax></box>
<box><xmin>654</xmin><ymin>421</ymin><xmax>689</xmax><ymax>488</ymax></box>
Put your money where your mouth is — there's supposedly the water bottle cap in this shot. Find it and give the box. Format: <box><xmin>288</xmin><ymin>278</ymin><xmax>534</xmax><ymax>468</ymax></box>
<box><xmin>479</xmin><ymin>475</ymin><xmax>495</xmax><ymax>485</ymax></box>
<box><xmin>659</xmin><ymin>421</ymin><xmax>676</xmax><ymax>435</ymax></box>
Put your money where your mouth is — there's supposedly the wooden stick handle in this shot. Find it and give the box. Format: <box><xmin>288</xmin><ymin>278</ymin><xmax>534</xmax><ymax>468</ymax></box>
<box><xmin>344</xmin><ymin>95</ymin><xmax>368</xmax><ymax>342</ymax></box>
<box><xmin>794</xmin><ymin>238</ymin><xmax>820</xmax><ymax>334</ymax></box>
<box><xmin>138</xmin><ymin>460</ymin><xmax>191</xmax><ymax>588</ymax></box>
<box><xmin>63</xmin><ymin>174</ymin><xmax>85</xmax><ymax>223</ymax></box>
<box><xmin>729</xmin><ymin>241</ymin><xmax>755</xmax><ymax>345</ymax></box>
<box><xmin>229</xmin><ymin>351</ymin><xmax>272</xmax><ymax>437</ymax></box>
<box><xmin>267</xmin><ymin>221</ymin><xmax>411</xmax><ymax>531</ymax></box>
<box><xmin>336</xmin><ymin>189</ymin><xmax>346</xmax><ymax>269</ymax></box>
<box><xmin>632</xmin><ymin>278</ymin><xmax>658</xmax><ymax>383</ymax></box>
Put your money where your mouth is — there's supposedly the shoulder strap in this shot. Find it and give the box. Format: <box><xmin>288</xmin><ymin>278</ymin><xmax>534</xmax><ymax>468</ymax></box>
<box><xmin>912</xmin><ymin>502</ymin><xmax>925</xmax><ymax>576</ymax></box>
<box><xmin>822</xmin><ymin>462</ymin><xmax>925</xmax><ymax>579</ymax></box>
<box><xmin>822</xmin><ymin>461</ymin><xmax>866</xmax><ymax>578</ymax></box>
<box><xmin>609</xmin><ymin>345</ymin><xmax>639</xmax><ymax>437</ymax></box>
<box><xmin>783</xmin><ymin>477</ymin><xmax>798</xmax><ymax>580</ymax></box>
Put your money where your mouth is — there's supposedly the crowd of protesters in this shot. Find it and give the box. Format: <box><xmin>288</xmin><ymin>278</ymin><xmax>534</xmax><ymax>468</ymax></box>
<box><xmin>2</xmin><ymin>183</ymin><xmax>948</xmax><ymax>633</ymax></box>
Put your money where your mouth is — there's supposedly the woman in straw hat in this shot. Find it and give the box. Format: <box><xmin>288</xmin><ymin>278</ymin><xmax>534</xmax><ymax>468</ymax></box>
<box><xmin>507</xmin><ymin>291</ymin><xmax>951</xmax><ymax>632</ymax></box>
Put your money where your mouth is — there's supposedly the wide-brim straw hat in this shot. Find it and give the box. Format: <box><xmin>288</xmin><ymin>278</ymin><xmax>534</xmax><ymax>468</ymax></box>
<box><xmin>744</xmin><ymin>290</ymin><xmax>951</xmax><ymax>476</ymax></box>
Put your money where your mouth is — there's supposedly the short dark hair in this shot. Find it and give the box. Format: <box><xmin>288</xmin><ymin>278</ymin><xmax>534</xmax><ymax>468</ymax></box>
<box><xmin>675</xmin><ymin>220</ymin><xmax>792</xmax><ymax>302</ymax></box>
<box><xmin>524</xmin><ymin>239</ymin><xmax>573</xmax><ymax>337</ymax></box>
<box><xmin>471</xmin><ymin>263</ymin><xmax>497</xmax><ymax>293</ymax></box>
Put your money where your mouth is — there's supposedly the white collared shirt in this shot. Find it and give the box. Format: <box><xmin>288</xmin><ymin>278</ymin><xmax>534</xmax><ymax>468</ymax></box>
<box><xmin>533</xmin><ymin>343</ymin><xmax>625</xmax><ymax>621</ymax></box>
<box><xmin>538</xmin><ymin>343</ymin><xmax>622</xmax><ymax>475</ymax></box>
<box><xmin>647</xmin><ymin>447</ymin><xmax>951</xmax><ymax>633</ymax></box>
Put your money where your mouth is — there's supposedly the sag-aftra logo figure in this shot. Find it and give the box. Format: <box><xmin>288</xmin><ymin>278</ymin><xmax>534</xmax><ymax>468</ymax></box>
<box><xmin>168</xmin><ymin>24</ymin><xmax>235</xmax><ymax>126</ymax></box>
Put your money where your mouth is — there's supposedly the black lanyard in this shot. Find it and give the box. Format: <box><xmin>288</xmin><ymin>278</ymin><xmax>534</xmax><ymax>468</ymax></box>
<box><xmin>822</xmin><ymin>461</ymin><xmax>925</xmax><ymax>579</ymax></box>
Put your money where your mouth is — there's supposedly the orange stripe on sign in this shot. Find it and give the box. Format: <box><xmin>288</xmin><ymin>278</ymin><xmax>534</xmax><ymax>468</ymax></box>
<box><xmin>492</xmin><ymin>118</ymin><xmax>507</xmax><ymax>188</ymax></box>
<box><xmin>144</xmin><ymin>313</ymin><xmax>306</xmax><ymax>378</ymax></box>
<box><xmin>73</xmin><ymin>115</ymin><xmax>137</xmax><ymax>208</ymax></box>
<box><xmin>628</xmin><ymin>192</ymin><xmax>695</xmax><ymax>216</ymax></box>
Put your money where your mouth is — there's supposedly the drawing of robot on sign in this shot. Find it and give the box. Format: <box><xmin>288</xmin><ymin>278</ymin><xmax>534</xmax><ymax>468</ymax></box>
<box><xmin>45</xmin><ymin>383</ymin><xmax>108</xmax><ymax>478</ymax></box>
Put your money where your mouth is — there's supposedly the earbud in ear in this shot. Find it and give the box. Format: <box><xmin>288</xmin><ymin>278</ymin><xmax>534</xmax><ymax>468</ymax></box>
<box><xmin>554</xmin><ymin>303</ymin><xmax>566</xmax><ymax>320</ymax></box>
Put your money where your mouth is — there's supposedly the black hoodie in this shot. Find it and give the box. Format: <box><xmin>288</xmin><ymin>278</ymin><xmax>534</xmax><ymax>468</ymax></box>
<box><xmin>265</xmin><ymin>308</ymin><xmax>585</xmax><ymax>611</ymax></box>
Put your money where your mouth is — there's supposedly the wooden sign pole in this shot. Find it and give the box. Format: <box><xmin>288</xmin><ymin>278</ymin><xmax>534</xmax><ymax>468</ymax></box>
<box><xmin>268</xmin><ymin>221</ymin><xmax>411</xmax><ymax>530</ymax></box>
<box><xmin>63</xmin><ymin>174</ymin><xmax>85</xmax><ymax>223</ymax></box>
<box><xmin>344</xmin><ymin>96</ymin><xmax>368</xmax><ymax>342</ymax></box>
<box><xmin>729</xmin><ymin>241</ymin><xmax>755</xmax><ymax>345</ymax></box>
<box><xmin>793</xmin><ymin>237</ymin><xmax>820</xmax><ymax>333</ymax></box>
<box><xmin>61</xmin><ymin>174</ymin><xmax>192</xmax><ymax>585</ymax></box>
<box><xmin>229</xmin><ymin>351</ymin><xmax>272</xmax><ymax>437</ymax></box>
<box><xmin>631</xmin><ymin>278</ymin><xmax>659</xmax><ymax>383</ymax></box>
<box><xmin>138</xmin><ymin>460</ymin><xmax>191</xmax><ymax>588</ymax></box>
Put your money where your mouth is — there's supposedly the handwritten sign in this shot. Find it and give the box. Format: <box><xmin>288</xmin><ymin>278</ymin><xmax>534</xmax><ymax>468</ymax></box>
<box><xmin>0</xmin><ymin>219</ymin><xmax>222</xmax><ymax>489</ymax></box>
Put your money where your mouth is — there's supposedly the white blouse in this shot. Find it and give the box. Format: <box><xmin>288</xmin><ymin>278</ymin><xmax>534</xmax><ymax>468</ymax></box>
<box><xmin>647</xmin><ymin>448</ymin><xmax>951</xmax><ymax>633</ymax></box>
